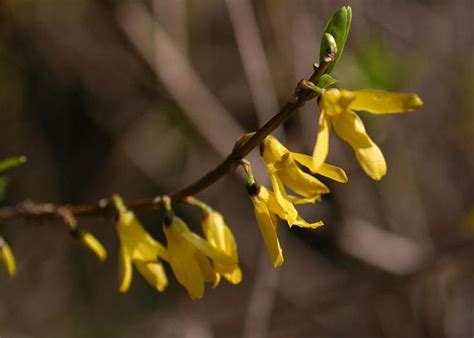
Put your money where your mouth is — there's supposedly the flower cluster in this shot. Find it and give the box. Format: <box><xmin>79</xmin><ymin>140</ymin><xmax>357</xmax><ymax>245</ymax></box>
<box><xmin>112</xmin><ymin>195</ymin><xmax>240</xmax><ymax>299</ymax></box>
<box><xmin>313</xmin><ymin>89</ymin><xmax>423</xmax><ymax>180</ymax></box>
<box><xmin>234</xmin><ymin>6</ymin><xmax>422</xmax><ymax>267</ymax></box>
<box><xmin>0</xmin><ymin>6</ymin><xmax>424</xmax><ymax>302</ymax></box>
<box><xmin>245</xmin><ymin>87</ymin><xmax>422</xmax><ymax>267</ymax></box>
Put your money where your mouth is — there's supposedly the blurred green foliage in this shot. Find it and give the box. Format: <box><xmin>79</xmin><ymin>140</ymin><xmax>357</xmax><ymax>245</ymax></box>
<box><xmin>354</xmin><ymin>37</ymin><xmax>416</xmax><ymax>90</ymax></box>
<box><xmin>319</xmin><ymin>5</ymin><xmax>352</xmax><ymax>76</ymax></box>
<box><xmin>0</xmin><ymin>155</ymin><xmax>26</xmax><ymax>200</ymax></box>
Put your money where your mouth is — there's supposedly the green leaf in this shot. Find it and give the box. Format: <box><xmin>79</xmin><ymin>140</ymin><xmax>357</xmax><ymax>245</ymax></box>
<box><xmin>317</xmin><ymin>74</ymin><xmax>338</xmax><ymax>88</ymax></box>
<box><xmin>0</xmin><ymin>156</ymin><xmax>27</xmax><ymax>173</ymax></box>
<box><xmin>319</xmin><ymin>6</ymin><xmax>352</xmax><ymax>75</ymax></box>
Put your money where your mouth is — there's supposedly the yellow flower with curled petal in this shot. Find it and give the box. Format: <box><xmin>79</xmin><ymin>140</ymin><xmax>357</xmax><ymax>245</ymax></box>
<box><xmin>76</xmin><ymin>230</ymin><xmax>107</xmax><ymax>262</ymax></box>
<box><xmin>112</xmin><ymin>195</ymin><xmax>168</xmax><ymax>293</ymax></box>
<box><xmin>261</xmin><ymin>135</ymin><xmax>348</xmax><ymax>202</ymax></box>
<box><xmin>163</xmin><ymin>213</ymin><xmax>237</xmax><ymax>300</ymax></box>
<box><xmin>0</xmin><ymin>237</ymin><xmax>16</xmax><ymax>277</ymax></box>
<box><xmin>247</xmin><ymin>182</ymin><xmax>323</xmax><ymax>267</ymax></box>
<box><xmin>312</xmin><ymin>89</ymin><xmax>423</xmax><ymax>180</ymax></box>
<box><xmin>201</xmin><ymin>209</ymin><xmax>242</xmax><ymax>285</ymax></box>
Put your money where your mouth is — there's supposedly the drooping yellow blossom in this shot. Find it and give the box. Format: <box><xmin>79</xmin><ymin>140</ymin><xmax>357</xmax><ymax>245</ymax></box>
<box><xmin>163</xmin><ymin>214</ymin><xmax>237</xmax><ymax>300</ymax></box>
<box><xmin>201</xmin><ymin>210</ymin><xmax>242</xmax><ymax>285</ymax></box>
<box><xmin>247</xmin><ymin>182</ymin><xmax>323</xmax><ymax>267</ymax></box>
<box><xmin>74</xmin><ymin>230</ymin><xmax>107</xmax><ymax>262</ymax></box>
<box><xmin>312</xmin><ymin>89</ymin><xmax>423</xmax><ymax>180</ymax></box>
<box><xmin>0</xmin><ymin>237</ymin><xmax>16</xmax><ymax>277</ymax></box>
<box><xmin>112</xmin><ymin>195</ymin><xmax>168</xmax><ymax>293</ymax></box>
<box><xmin>261</xmin><ymin>135</ymin><xmax>348</xmax><ymax>202</ymax></box>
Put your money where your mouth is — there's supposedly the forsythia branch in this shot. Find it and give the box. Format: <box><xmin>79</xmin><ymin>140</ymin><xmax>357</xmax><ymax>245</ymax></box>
<box><xmin>0</xmin><ymin>60</ymin><xmax>332</xmax><ymax>223</ymax></box>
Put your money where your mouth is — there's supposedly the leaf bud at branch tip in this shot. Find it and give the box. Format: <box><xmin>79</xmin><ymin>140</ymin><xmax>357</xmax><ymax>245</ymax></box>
<box><xmin>318</xmin><ymin>5</ymin><xmax>352</xmax><ymax>75</ymax></box>
<box><xmin>323</xmin><ymin>33</ymin><xmax>337</xmax><ymax>62</ymax></box>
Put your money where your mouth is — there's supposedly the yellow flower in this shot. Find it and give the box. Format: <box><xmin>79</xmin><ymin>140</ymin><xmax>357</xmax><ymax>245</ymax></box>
<box><xmin>74</xmin><ymin>230</ymin><xmax>107</xmax><ymax>262</ymax></box>
<box><xmin>163</xmin><ymin>214</ymin><xmax>237</xmax><ymax>300</ymax></box>
<box><xmin>112</xmin><ymin>195</ymin><xmax>168</xmax><ymax>293</ymax></box>
<box><xmin>247</xmin><ymin>183</ymin><xmax>323</xmax><ymax>267</ymax></box>
<box><xmin>261</xmin><ymin>135</ymin><xmax>348</xmax><ymax>203</ymax></box>
<box><xmin>201</xmin><ymin>210</ymin><xmax>242</xmax><ymax>285</ymax></box>
<box><xmin>0</xmin><ymin>237</ymin><xmax>16</xmax><ymax>277</ymax></box>
<box><xmin>312</xmin><ymin>89</ymin><xmax>423</xmax><ymax>180</ymax></box>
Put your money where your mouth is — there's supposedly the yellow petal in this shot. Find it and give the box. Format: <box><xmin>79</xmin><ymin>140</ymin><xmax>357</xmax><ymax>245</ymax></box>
<box><xmin>272</xmin><ymin>154</ymin><xmax>330</xmax><ymax>197</ymax></box>
<box><xmin>202</xmin><ymin>211</ymin><xmax>242</xmax><ymax>283</ymax></box>
<box><xmin>312</xmin><ymin>113</ymin><xmax>331</xmax><ymax>170</ymax></box>
<box><xmin>266</xmin><ymin>189</ymin><xmax>323</xmax><ymax>229</ymax></box>
<box><xmin>221</xmin><ymin>267</ymin><xmax>242</xmax><ymax>284</ymax></box>
<box><xmin>262</xmin><ymin>135</ymin><xmax>328</xmax><ymax>194</ymax></box>
<box><xmin>194</xmin><ymin>251</ymin><xmax>220</xmax><ymax>287</ymax></box>
<box><xmin>292</xmin><ymin>152</ymin><xmax>348</xmax><ymax>183</ymax></box>
<box><xmin>287</xmin><ymin>194</ymin><xmax>321</xmax><ymax>205</ymax></box>
<box><xmin>164</xmin><ymin>221</ymin><xmax>205</xmax><ymax>300</ymax></box>
<box><xmin>318</xmin><ymin>163</ymin><xmax>348</xmax><ymax>183</ymax></box>
<box><xmin>350</xmin><ymin>90</ymin><xmax>423</xmax><ymax>114</ymax></box>
<box><xmin>118</xmin><ymin>247</ymin><xmax>133</xmax><ymax>293</ymax></box>
<box><xmin>263</xmin><ymin>134</ymin><xmax>326</xmax><ymax>200</ymax></box>
<box><xmin>166</xmin><ymin>215</ymin><xmax>232</xmax><ymax>268</ymax></box>
<box><xmin>257</xmin><ymin>185</ymin><xmax>294</xmax><ymax>218</ymax></box>
<box><xmin>292</xmin><ymin>216</ymin><xmax>324</xmax><ymax>229</ymax></box>
<box><xmin>213</xmin><ymin>262</ymin><xmax>240</xmax><ymax>281</ymax></box>
<box><xmin>134</xmin><ymin>260</ymin><xmax>168</xmax><ymax>292</ymax></box>
<box><xmin>261</xmin><ymin>135</ymin><xmax>288</xmax><ymax>163</ymax></box>
<box><xmin>201</xmin><ymin>212</ymin><xmax>226</xmax><ymax>249</ymax></box>
<box><xmin>320</xmin><ymin>89</ymin><xmax>355</xmax><ymax>116</ymax></box>
<box><xmin>181</xmin><ymin>231</ymin><xmax>236</xmax><ymax>266</ymax></box>
<box><xmin>331</xmin><ymin>110</ymin><xmax>387</xmax><ymax>180</ymax></box>
<box><xmin>0</xmin><ymin>239</ymin><xmax>16</xmax><ymax>277</ymax></box>
<box><xmin>202</xmin><ymin>211</ymin><xmax>238</xmax><ymax>261</ymax></box>
<box><xmin>115</xmin><ymin>202</ymin><xmax>168</xmax><ymax>262</ymax></box>
<box><xmin>79</xmin><ymin>231</ymin><xmax>107</xmax><ymax>262</ymax></box>
<box><xmin>264</xmin><ymin>184</ymin><xmax>319</xmax><ymax>228</ymax></box>
<box><xmin>213</xmin><ymin>271</ymin><xmax>222</xmax><ymax>287</ymax></box>
<box><xmin>251</xmin><ymin>195</ymin><xmax>284</xmax><ymax>268</ymax></box>
<box><xmin>267</xmin><ymin>168</ymin><xmax>298</xmax><ymax>224</ymax></box>
<box><xmin>222</xmin><ymin>224</ymin><xmax>239</xmax><ymax>261</ymax></box>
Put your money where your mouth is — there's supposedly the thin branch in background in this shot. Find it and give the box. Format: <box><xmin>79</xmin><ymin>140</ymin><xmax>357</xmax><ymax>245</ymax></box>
<box><xmin>152</xmin><ymin>0</ymin><xmax>189</xmax><ymax>55</ymax></box>
<box><xmin>338</xmin><ymin>219</ymin><xmax>432</xmax><ymax>275</ymax></box>
<box><xmin>224</xmin><ymin>0</ymin><xmax>282</xmax><ymax>139</ymax></box>
<box><xmin>116</xmin><ymin>1</ymin><xmax>245</xmax><ymax>160</ymax></box>
<box><xmin>374</xmin><ymin>124</ymin><xmax>433</xmax><ymax>244</ymax></box>
<box><xmin>242</xmin><ymin>248</ymin><xmax>281</xmax><ymax>338</ymax></box>
<box><xmin>289</xmin><ymin>0</ymin><xmax>321</xmax><ymax>150</ymax></box>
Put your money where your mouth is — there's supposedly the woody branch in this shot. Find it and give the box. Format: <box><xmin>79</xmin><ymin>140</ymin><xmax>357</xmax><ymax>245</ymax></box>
<box><xmin>0</xmin><ymin>58</ymin><xmax>333</xmax><ymax>222</ymax></box>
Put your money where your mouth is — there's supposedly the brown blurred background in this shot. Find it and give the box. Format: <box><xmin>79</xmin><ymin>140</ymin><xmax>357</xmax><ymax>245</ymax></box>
<box><xmin>0</xmin><ymin>0</ymin><xmax>473</xmax><ymax>337</ymax></box>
